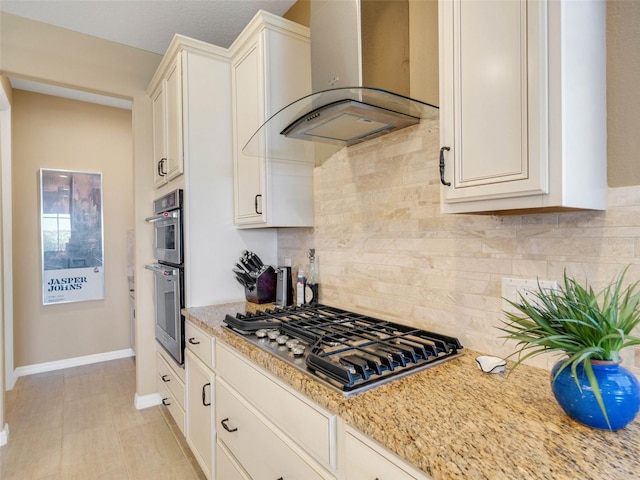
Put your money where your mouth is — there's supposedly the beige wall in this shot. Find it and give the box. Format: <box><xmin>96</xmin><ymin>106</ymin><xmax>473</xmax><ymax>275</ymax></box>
<box><xmin>361</xmin><ymin>0</ymin><xmax>410</xmax><ymax>97</ymax></box>
<box><xmin>278</xmin><ymin>1</ymin><xmax>640</xmax><ymax>377</ymax></box>
<box><xmin>284</xmin><ymin>0</ymin><xmax>310</xmax><ymax>26</ymax></box>
<box><xmin>0</xmin><ymin>11</ymin><xmax>161</xmax><ymax>396</ymax></box>
<box><xmin>11</xmin><ymin>90</ymin><xmax>132</xmax><ymax>366</ymax></box>
<box><xmin>607</xmin><ymin>0</ymin><xmax>640</xmax><ymax>187</ymax></box>
<box><xmin>409</xmin><ymin>0</ymin><xmax>438</xmax><ymax>106</ymax></box>
<box><xmin>0</xmin><ymin>13</ymin><xmax>159</xmax><ymax>99</ymax></box>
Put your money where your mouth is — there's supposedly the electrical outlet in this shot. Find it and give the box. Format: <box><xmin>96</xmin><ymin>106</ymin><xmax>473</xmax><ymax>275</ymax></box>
<box><xmin>501</xmin><ymin>277</ymin><xmax>558</xmax><ymax>314</ymax></box>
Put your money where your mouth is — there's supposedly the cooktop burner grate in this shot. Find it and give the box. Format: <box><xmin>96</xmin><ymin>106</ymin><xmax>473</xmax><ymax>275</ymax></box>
<box><xmin>224</xmin><ymin>304</ymin><xmax>463</xmax><ymax>395</ymax></box>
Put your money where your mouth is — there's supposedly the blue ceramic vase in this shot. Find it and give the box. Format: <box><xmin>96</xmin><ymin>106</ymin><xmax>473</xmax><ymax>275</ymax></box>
<box><xmin>551</xmin><ymin>360</ymin><xmax>640</xmax><ymax>430</ymax></box>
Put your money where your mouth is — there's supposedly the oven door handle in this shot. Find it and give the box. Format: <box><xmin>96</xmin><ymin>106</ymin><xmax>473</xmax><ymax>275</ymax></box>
<box><xmin>144</xmin><ymin>264</ymin><xmax>177</xmax><ymax>276</ymax></box>
<box><xmin>145</xmin><ymin>210</ymin><xmax>179</xmax><ymax>223</ymax></box>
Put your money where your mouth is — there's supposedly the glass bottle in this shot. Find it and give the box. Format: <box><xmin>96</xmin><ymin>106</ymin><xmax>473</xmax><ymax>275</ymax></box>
<box><xmin>305</xmin><ymin>249</ymin><xmax>318</xmax><ymax>304</ymax></box>
<box><xmin>296</xmin><ymin>268</ymin><xmax>306</xmax><ymax>306</ymax></box>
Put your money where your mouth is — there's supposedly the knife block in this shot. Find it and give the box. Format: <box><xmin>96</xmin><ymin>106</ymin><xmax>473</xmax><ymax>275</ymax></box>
<box><xmin>245</xmin><ymin>266</ymin><xmax>277</xmax><ymax>304</ymax></box>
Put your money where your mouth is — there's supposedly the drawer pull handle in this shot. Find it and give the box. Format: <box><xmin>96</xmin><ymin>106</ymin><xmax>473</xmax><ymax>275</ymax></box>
<box><xmin>202</xmin><ymin>382</ymin><xmax>211</xmax><ymax>406</ymax></box>
<box><xmin>162</xmin><ymin>397</ymin><xmax>171</xmax><ymax>406</ymax></box>
<box><xmin>221</xmin><ymin>418</ymin><xmax>238</xmax><ymax>432</ymax></box>
<box><xmin>161</xmin><ymin>374</ymin><xmax>170</xmax><ymax>382</ymax></box>
<box><xmin>188</xmin><ymin>337</ymin><xmax>200</xmax><ymax>345</ymax></box>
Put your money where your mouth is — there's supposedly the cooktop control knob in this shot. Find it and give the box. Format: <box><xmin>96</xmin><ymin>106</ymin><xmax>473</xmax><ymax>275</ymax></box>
<box><xmin>291</xmin><ymin>344</ymin><xmax>306</xmax><ymax>356</ymax></box>
<box><xmin>255</xmin><ymin>329</ymin><xmax>267</xmax><ymax>338</ymax></box>
<box><xmin>276</xmin><ymin>334</ymin><xmax>289</xmax><ymax>345</ymax></box>
<box><xmin>285</xmin><ymin>338</ymin><xmax>300</xmax><ymax>349</ymax></box>
<box><xmin>267</xmin><ymin>329</ymin><xmax>280</xmax><ymax>340</ymax></box>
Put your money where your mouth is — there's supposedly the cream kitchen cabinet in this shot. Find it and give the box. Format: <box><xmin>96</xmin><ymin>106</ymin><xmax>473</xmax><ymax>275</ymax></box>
<box><xmin>185</xmin><ymin>321</ymin><xmax>216</xmax><ymax>479</ymax></box>
<box><xmin>230</xmin><ymin>11</ymin><xmax>315</xmax><ymax>228</ymax></box>
<box><xmin>185</xmin><ymin>349</ymin><xmax>215</xmax><ymax>479</ymax></box>
<box><xmin>156</xmin><ymin>346</ymin><xmax>186</xmax><ymax>434</ymax></box>
<box><xmin>439</xmin><ymin>0</ymin><xmax>606</xmax><ymax>213</ymax></box>
<box><xmin>344</xmin><ymin>427</ymin><xmax>432</xmax><ymax>480</ymax></box>
<box><xmin>215</xmin><ymin>342</ymin><xmax>337</xmax><ymax>480</ymax></box>
<box><xmin>151</xmin><ymin>54</ymin><xmax>184</xmax><ymax>187</ymax></box>
<box><xmin>148</xmin><ymin>35</ymin><xmax>231</xmax><ymax>193</ymax></box>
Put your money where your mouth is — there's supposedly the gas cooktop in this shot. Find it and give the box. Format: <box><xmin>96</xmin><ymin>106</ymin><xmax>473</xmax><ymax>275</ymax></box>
<box><xmin>224</xmin><ymin>303</ymin><xmax>463</xmax><ymax>396</ymax></box>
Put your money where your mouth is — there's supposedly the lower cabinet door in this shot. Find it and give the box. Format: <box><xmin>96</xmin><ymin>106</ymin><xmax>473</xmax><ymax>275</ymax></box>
<box><xmin>186</xmin><ymin>349</ymin><xmax>214</xmax><ymax>479</ymax></box>
<box><xmin>216</xmin><ymin>441</ymin><xmax>251</xmax><ymax>480</ymax></box>
<box><xmin>216</xmin><ymin>378</ymin><xmax>329</xmax><ymax>480</ymax></box>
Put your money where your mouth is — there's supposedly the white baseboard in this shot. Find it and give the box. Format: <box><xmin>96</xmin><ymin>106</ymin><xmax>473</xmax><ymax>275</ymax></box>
<box><xmin>13</xmin><ymin>348</ymin><xmax>135</xmax><ymax>378</ymax></box>
<box><xmin>0</xmin><ymin>423</ymin><xmax>9</xmax><ymax>446</ymax></box>
<box><xmin>135</xmin><ymin>392</ymin><xmax>163</xmax><ymax>410</ymax></box>
<box><xmin>5</xmin><ymin>370</ymin><xmax>17</xmax><ymax>391</ymax></box>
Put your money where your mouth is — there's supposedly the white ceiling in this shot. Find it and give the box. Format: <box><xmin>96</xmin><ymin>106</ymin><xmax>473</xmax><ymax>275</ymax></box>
<box><xmin>0</xmin><ymin>0</ymin><xmax>298</xmax><ymax>53</ymax></box>
<box><xmin>0</xmin><ymin>0</ymin><xmax>297</xmax><ymax>108</ymax></box>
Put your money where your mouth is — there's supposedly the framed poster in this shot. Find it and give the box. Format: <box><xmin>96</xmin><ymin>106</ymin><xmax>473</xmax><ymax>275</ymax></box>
<box><xmin>40</xmin><ymin>169</ymin><xmax>104</xmax><ymax>304</ymax></box>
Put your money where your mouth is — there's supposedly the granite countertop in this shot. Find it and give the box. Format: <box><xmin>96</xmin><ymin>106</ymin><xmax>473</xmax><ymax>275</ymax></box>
<box><xmin>184</xmin><ymin>302</ymin><xmax>640</xmax><ymax>480</ymax></box>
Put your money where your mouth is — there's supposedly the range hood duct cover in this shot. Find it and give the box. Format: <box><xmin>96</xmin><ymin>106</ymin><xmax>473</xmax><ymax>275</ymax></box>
<box><xmin>242</xmin><ymin>0</ymin><xmax>439</xmax><ymax>165</ymax></box>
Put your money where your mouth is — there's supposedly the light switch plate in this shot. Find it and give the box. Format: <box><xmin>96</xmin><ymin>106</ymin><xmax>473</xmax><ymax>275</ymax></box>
<box><xmin>501</xmin><ymin>277</ymin><xmax>558</xmax><ymax>314</ymax></box>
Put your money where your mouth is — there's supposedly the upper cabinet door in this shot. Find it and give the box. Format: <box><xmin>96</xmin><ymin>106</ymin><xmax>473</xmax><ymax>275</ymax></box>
<box><xmin>439</xmin><ymin>0</ymin><xmax>607</xmax><ymax>213</ymax></box>
<box><xmin>152</xmin><ymin>85</ymin><xmax>168</xmax><ymax>188</ymax></box>
<box><xmin>164</xmin><ymin>57</ymin><xmax>184</xmax><ymax>181</ymax></box>
<box><xmin>232</xmin><ymin>42</ymin><xmax>266</xmax><ymax>225</ymax></box>
<box><xmin>150</xmin><ymin>54</ymin><xmax>184</xmax><ymax>188</ymax></box>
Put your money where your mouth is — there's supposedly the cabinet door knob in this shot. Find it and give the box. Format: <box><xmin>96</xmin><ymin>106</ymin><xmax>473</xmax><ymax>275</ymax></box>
<box><xmin>202</xmin><ymin>382</ymin><xmax>211</xmax><ymax>406</ymax></box>
<box><xmin>439</xmin><ymin>146</ymin><xmax>451</xmax><ymax>186</ymax></box>
<box><xmin>161</xmin><ymin>374</ymin><xmax>170</xmax><ymax>382</ymax></box>
<box><xmin>221</xmin><ymin>418</ymin><xmax>238</xmax><ymax>432</ymax></box>
<box><xmin>254</xmin><ymin>194</ymin><xmax>262</xmax><ymax>215</ymax></box>
<box><xmin>188</xmin><ymin>337</ymin><xmax>200</xmax><ymax>345</ymax></box>
<box><xmin>162</xmin><ymin>397</ymin><xmax>171</xmax><ymax>406</ymax></box>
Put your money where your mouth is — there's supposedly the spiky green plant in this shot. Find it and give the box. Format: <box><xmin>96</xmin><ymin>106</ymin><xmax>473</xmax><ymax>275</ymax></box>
<box><xmin>499</xmin><ymin>267</ymin><xmax>640</xmax><ymax>429</ymax></box>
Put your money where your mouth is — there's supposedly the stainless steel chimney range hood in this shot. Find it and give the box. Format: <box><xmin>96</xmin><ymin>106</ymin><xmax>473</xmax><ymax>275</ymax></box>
<box><xmin>243</xmin><ymin>86</ymin><xmax>438</xmax><ymax>164</ymax></box>
<box><xmin>242</xmin><ymin>0</ymin><xmax>439</xmax><ymax>165</ymax></box>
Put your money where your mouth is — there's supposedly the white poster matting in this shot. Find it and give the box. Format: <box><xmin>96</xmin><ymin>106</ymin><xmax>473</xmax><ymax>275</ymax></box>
<box><xmin>43</xmin><ymin>266</ymin><xmax>104</xmax><ymax>304</ymax></box>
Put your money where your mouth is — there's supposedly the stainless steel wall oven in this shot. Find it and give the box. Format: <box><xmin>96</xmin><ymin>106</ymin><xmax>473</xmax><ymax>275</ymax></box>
<box><xmin>146</xmin><ymin>190</ymin><xmax>182</xmax><ymax>265</ymax></box>
<box><xmin>145</xmin><ymin>189</ymin><xmax>185</xmax><ymax>365</ymax></box>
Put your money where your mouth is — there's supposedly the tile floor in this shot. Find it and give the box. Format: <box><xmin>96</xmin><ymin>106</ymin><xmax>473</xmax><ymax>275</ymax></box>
<box><xmin>0</xmin><ymin>357</ymin><xmax>206</xmax><ymax>480</ymax></box>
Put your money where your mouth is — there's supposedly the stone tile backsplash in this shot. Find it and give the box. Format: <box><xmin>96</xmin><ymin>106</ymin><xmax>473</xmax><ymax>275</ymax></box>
<box><xmin>277</xmin><ymin>120</ymin><xmax>640</xmax><ymax>375</ymax></box>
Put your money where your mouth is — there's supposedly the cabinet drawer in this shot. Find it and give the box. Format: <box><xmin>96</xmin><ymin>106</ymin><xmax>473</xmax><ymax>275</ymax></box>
<box><xmin>217</xmin><ymin>343</ymin><xmax>335</xmax><ymax>468</ymax></box>
<box><xmin>345</xmin><ymin>429</ymin><xmax>430</xmax><ymax>480</ymax></box>
<box><xmin>216</xmin><ymin>378</ymin><xmax>330</xmax><ymax>480</ymax></box>
<box><xmin>156</xmin><ymin>374</ymin><xmax>185</xmax><ymax>435</ymax></box>
<box><xmin>156</xmin><ymin>352</ymin><xmax>185</xmax><ymax>409</ymax></box>
<box><xmin>185</xmin><ymin>321</ymin><xmax>214</xmax><ymax>367</ymax></box>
